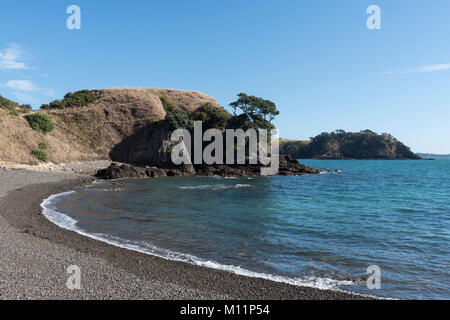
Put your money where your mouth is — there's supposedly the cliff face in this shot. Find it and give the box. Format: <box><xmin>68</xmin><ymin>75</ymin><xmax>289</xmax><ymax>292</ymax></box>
<box><xmin>280</xmin><ymin>131</ymin><xmax>421</xmax><ymax>160</ymax></box>
<box><xmin>0</xmin><ymin>89</ymin><xmax>221</xmax><ymax>164</ymax></box>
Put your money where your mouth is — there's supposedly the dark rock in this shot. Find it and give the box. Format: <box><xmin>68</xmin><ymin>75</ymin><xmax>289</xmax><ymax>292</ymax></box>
<box><xmin>95</xmin><ymin>155</ymin><xmax>319</xmax><ymax>180</ymax></box>
<box><xmin>146</xmin><ymin>167</ymin><xmax>167</xmax><ymax>178</ymax></box>
<box><xmin>96</xmin><ymin>163</ymin><xmax>149</xmax><ymax>180</ymax></box>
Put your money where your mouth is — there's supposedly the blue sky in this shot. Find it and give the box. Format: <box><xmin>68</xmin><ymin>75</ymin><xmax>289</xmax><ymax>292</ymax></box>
<box><xmin>0</xmin><ymin>0</ymin><xmax>449</xmax><ymax>153</ymax></box>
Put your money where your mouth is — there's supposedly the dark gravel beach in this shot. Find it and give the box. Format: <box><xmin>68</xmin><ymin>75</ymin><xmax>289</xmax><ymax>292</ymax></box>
<box><xmin>0</xmin><ymin>168</ymin><xmax>370</xmax><ymax>300</ymax></box>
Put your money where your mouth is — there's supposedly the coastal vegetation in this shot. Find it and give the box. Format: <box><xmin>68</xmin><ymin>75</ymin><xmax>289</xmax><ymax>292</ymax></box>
<box><xmin>191</xmin><ymin>103</ymin><xmax>231</xmax><ymax>130</ymax></box>
<box><xmin>31</xmin><ymin>140</ymin><xmax>49</xmax><ymax>162</ymax></box>
<box><xmin>24</xmin><ymin>114</ymin><xmax>54</xmax><ymax>134</ymax></box>
<box><xmin>228</xmin><ymin>93</ymin><xmax>279</xmax><ymax>131</ymax></box>
<box><xmin>30</xmin><ymin>149</ymin><xmax>48</xmax><ymax>162</ymax></box>
<box><xmin>38</xmin><ymin>141</ymin><xmax>48</xmax><ymax>150</ymax></box>
<box><xmin>161</xmin><ymin>96</ymin><xmax>194</xmax><ymax>131</ymax></box>
<box><xmin>161</xmin><ymin>92</ymin><xmax>279</xmax><ymax>134</ymax></box>
<box><xmin>41</xmin><ymin>90</ymin><xmax>100</xmax><ymax>110</ymax></box>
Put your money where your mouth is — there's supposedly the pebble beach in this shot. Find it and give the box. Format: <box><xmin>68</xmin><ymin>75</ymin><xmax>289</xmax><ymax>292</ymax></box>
<box><xmin>0</xmin><ymin>163</ymin><xmax>367</xmax><ymax>300</ymax></box>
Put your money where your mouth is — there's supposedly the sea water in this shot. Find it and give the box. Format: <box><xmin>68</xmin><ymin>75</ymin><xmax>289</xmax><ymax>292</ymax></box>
<box><xmin>42</xmin><ymin>159</ymin><xmax>450</xmax><ymax>299</ymax></box>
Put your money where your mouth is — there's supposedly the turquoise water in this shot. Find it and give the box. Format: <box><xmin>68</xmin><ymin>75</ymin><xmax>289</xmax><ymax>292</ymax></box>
<box><xmin>44</xmin><ymin>159</ymin><xmax>450</xmax><ymax>299</ymax></box>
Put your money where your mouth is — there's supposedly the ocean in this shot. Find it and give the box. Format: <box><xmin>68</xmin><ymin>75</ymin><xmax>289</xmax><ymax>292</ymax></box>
<box><xmin>42</xmin><ymin>159</ymin><xmax>450</xmax><ymax>299</ymax></box>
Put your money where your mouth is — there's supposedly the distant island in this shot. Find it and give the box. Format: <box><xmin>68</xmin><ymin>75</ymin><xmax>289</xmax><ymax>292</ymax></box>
<box><xmin>280</xmin><ymin>130</ymin><xmax>422</xmax><ymax>160</ymax></box>
<box><xmin>416</xmin><ymin>153</ymin><xmax>450</xmax><ymax>159</ymax></box>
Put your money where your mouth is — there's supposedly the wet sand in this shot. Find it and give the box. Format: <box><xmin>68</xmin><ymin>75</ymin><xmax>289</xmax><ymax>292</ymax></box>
<box><xmin>0</xmin><ymin>168</ymin><xmax>370</xmax><ymax>299</ymax></box>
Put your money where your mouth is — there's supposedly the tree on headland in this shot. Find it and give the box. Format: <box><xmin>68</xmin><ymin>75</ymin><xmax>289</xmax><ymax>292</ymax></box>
<box><xmin>228</xmin><ymin>93</ymin><xmax>279</xmax><ymax>130</ymax></box>
<box><xmin>159</xmin><ymin>93</ymin><xmax>279</xmax><ymax>134</ymax></box>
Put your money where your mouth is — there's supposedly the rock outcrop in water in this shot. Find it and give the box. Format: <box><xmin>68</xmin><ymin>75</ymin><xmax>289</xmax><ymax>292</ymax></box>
<box><xmin>95</xmin><ymin>155</ymin><xmax>320</xmax><ymax>180</ymax></box>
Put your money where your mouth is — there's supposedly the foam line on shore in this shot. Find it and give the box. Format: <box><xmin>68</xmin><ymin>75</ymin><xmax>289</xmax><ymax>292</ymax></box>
<box><xmin>41</xmin><ymin>188</ymin><xmax>380</xmax><ymax>298</ymax></box>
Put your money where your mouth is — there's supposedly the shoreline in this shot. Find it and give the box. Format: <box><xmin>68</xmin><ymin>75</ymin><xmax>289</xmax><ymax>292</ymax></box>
<box><xmin>0</xmin><ymin>169</ymin><xmax>371</xmax><ymax>300</ymax></box>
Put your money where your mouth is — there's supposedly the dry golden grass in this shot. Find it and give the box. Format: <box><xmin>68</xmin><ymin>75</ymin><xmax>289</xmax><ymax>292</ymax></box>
<box><xmin>0</xmin><ymin>88</ymin><xmax>221</xmax><ymax>164</ymax></box>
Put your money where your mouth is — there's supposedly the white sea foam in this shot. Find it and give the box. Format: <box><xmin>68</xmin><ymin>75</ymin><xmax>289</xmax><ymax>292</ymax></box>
<box><xmin>179</xmin><ymin>185</ymin><xmax>215</xmax><ymax>190</ymax></box>
<box><xmin>41</xmin><ymin>191</ymin><xmax>381</xmax><ymax>298</ymax></box>
<box><xmin>41</xmin><ymin>191</ymin><xmax>78</xmax><ymax>230</ymax></box>
<box><xmin>179</xmin><ymin>184</ymin><xmax>252</xmax><ymax>191</ymax></box>
<box><xmin>84</xmin><ymin>180</ymin><xmax>105</xmax><ymax>189</ymax></box>
<box><xmin>210</xmin><ymin>184</ymin><xmax>251</xmax><ymax>191</ymax></box>
<box><xmin>319</xmin><ymin>169</ymin><xmax>343</xmax><ymax>174</ymax></box>
<box><xmin>213</xmin><ymin>176</ymin><xmax>238</xmax><ymax>179</ymax></box>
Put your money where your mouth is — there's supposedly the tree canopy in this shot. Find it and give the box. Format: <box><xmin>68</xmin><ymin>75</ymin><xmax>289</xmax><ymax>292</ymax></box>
<box><xmin>228</xmin><ymin>93</ymin><xmax>279</xmax><ymax>130</ymax></box>
<box><xmin>191</xmin><ymin>103</ymin><xmax>231</xmax><ymax>130</ymax></box>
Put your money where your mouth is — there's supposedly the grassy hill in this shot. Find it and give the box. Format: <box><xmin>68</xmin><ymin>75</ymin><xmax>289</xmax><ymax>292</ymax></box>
<box><xmin>0</xmin><ymin>89</ymin><xmax>221</xmax><ymax>164</ymax></box>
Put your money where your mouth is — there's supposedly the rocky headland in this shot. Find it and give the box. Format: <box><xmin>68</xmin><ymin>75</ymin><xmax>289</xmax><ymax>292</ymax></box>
<box><xmin>280</xmin><ymin>130</ymin><xmax>422</xmax><ymax>160</ymax></box>
<box><xmin>1</xmin><ymin>89</ymin><xmax>321</xmax><ymax>178</ymax></box>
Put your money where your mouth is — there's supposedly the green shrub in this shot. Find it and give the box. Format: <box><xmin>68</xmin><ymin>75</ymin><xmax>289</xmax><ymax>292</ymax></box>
<box><xmin>41</xmin><ymin>90</ymin><xmax>100</xmax><ymax>110</ymax></box>
<box><xmin>9</xmin><ymin>110</ymin><xmax>19</xmax><ymax>117</ymax></box>
<box><xmin>191</xmin><ymin>104</ymin><xmax>231</xmax><ymax>130</ymax></box>
<box><xmin>38</xmin><ymin>141</ymin><xmax>48</xmax><ymax>150</ymax></box>
<box><xmin>31</xmin><ymin>150</ymin><xmax>48</xmax><ymax>162</ymax></box>
<box><xmin>25</xmin><ymin>114</ymin><xmax>54</xmax><ymax>134</ymax></box>
<box><xmin>160</xmin><ymin>97</ymin><xmax>193</xmax><ymax>131</ymax></box>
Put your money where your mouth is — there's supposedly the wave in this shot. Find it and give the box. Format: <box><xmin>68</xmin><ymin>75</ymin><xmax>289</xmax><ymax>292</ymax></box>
<box><xmin>210</xmin><ymin>184</ymin><xmax>252</xmax><ymax>191</ymax></box>
<box><xmin>84</xmin><ymin>180</ymin><xmax>105</xmax><ymax>189</ymax></box>
<box><xmin>213</xmin><ymin>176</ymin><xmax>238</xmax><ymax>179</ymax></box>
<box><xmin>179</xmin><ymin>184</ymin><xmax>252</xmax><ymax>191</ymax></box>
<box><xmin>41</xmin><ymin>191</ymin><xmax>78</xmax><ymax>229</ymax></box>
<box><xmin>319</xmin><ymin>169</ymin><xmax>343</xmax><ymax>174</ymax></box>
<box><xmin>39</xmin><ymin>190</ymin><xmax>374</xmax><ymax>295</ymax></box>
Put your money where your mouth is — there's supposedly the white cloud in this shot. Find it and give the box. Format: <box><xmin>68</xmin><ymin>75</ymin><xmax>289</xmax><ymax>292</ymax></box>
<box><xmin>0</xmin><ymin>44</ymin><xmax>31</xmax><ymax>70</ymax></box>
<box><xmin>414</xmin><ymin>63</ymin><xmax>450</xmax><ymax>73</ymax></box>
<box><xmin>382</xmin><ymin>63</ymin><xmax>450</xmax><ymax>75</ymax></box>
<box><xmin>0</xmin><ymin>44</ymin><xmax>54</xmax><ymax>107</ymax></box>
<box><xmin>2</xmin><ymin>79</ymin><xmax>55</xmax><ymax>107</ymax></box>
<box><xmin>6</xmin><ymin>80</ymin><xmax>38</xmax><ymax>92</ymax></box>
<box><xmin>12</xmin><ymin>91</ymin><xmax>41</xmax><ymax>105</ymax></box>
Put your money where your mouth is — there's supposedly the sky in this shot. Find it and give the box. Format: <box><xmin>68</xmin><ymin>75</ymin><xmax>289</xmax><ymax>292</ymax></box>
<box><xmin>0</xmin><ymin>0</ymin><xmax>449</xmax><ymax>153</ymax></box>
